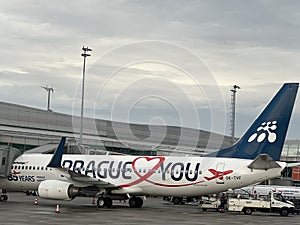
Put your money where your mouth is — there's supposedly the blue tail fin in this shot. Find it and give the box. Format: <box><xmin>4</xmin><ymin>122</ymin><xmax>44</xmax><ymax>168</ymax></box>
<box><xmin>207</xmin><ymin>83</ymin><xmax>298</xmax><ymax>160</ymax></box>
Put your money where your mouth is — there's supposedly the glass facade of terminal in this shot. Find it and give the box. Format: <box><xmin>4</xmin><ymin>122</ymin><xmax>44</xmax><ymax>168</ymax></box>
<box><xmin>281</xmin><ymin>140</ymin><xmax>300</xmax><ymax>162</ymax></box>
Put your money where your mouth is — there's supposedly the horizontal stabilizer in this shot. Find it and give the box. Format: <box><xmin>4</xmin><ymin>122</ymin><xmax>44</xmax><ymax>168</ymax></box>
<box><xmin>247</xmin><ymin>154</ymin><xmax>281</xmax><ymax>170</ymax></box>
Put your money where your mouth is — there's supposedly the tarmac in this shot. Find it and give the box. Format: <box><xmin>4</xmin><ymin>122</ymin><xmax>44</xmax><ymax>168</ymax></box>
<box><xmin>1</xmin><ymin>192</ymin><xmax>300</xmax><ymax>225</ymax></box>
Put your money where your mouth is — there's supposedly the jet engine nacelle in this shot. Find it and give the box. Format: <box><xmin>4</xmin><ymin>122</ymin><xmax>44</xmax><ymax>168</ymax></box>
<box><xmin>38</xmin><ymin>180</ymin><xmax>80</xmax><ymax>200</ymax></box>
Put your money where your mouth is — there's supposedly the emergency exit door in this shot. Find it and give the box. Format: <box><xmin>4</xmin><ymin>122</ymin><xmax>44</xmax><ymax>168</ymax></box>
<box><xmin>216</xmin><ymin>163</ymin><xmax>225</xmax><ymax>184</ymax></box>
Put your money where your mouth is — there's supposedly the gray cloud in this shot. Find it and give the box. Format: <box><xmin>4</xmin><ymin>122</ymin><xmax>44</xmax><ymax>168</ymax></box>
<box><xmin>0</xmin><ymin>1</ymin><xmax>299</xmax><ymax>139</ymax></box>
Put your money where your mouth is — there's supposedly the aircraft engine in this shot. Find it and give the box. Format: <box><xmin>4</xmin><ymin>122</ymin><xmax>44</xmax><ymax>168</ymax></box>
<box><xmin>38</xmin><ymin>180</ymin><xmax>80</xmax><ymax>200</ymax></box>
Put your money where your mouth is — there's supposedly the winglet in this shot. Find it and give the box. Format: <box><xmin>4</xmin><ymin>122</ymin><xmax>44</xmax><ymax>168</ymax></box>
<box><xmin>47</xmin><ymin>137</ymin><xmax>66</xmax><ymax>168</ymax></box>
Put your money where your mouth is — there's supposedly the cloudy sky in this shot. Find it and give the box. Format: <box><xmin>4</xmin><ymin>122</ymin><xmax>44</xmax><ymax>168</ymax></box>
<box><xmin>0</xmin><ymin>1</ymin><xmax>299</xmax><ymax>139</ymax></box>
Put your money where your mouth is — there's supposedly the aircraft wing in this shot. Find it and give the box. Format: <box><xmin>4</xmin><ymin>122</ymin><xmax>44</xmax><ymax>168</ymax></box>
<box><xmin>50</xmin><ymin>167</ymin><xmax>117</xmax><ymax>188</ymax></box>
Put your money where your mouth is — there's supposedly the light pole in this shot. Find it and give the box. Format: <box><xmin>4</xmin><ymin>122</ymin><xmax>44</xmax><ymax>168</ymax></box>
<box><xmin>230</xmin><ymin>85</ymin><xmax>241</xmax><ymax>144</ymax></box>
<box><xmin>79</xmin><ymin>46</ymin><xmax>92</xmax><ymax>147</ymax></box>
<box><xmin>41</xmin><ymin>86</ymin><xmax>54</xmax><ymax>111</ymax></box>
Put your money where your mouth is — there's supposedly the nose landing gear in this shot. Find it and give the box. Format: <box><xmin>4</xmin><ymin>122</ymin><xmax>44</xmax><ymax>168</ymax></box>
<box><xmin>0</xmin><ymin>189</ymin><xmax>8</xmax><ymax>202</ymax></box>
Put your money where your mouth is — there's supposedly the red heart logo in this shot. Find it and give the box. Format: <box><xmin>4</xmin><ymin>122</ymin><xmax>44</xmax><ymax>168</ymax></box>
<box><xmin>119</xmin><ymin>156</ymin><xmax>165</xmax><ymax>188</ymax></box>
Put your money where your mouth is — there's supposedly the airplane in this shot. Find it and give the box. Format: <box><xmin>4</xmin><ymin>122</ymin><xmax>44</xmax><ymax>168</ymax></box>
<box><xmin>0</xmin><ymin>82</ymin><xmax>298</xmax><ymax>209</ymax></box>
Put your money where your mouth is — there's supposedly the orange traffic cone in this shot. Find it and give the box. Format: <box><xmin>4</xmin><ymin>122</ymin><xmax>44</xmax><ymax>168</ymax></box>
<box><xmin>55</xmin><ymin>204</ymin><xmax>61</xmax><ymax>213</ymax></box>
<box><xmin>34</xmin><ymin>198</ymin><xmax>38</xmax><ymax>205</ymax></box>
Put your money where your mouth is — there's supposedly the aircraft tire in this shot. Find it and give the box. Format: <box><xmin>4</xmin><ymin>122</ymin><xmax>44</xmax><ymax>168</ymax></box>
<box><xmin>173</xmin><ymin>197</ymin><xmax>182</xmax><ymax>205</ymax></box>
<box><xmin>104</xmin><ymin>197</ymin><xmax>113</xmax><ymax>208</ymax></box>
<box><xmin>97</xmin><ymin>197</ymin><xmax>105</xmax><ymax>208</ymax></box>
<box><xmin>129</xmin><ymin>197</ymin><xmax>143</xmax><ymax>208</ymax></box>
<box><xmin>0</xmin><ymin>195</ymin><xmax>8</xmax><ymax>202</ymax></box>
<box><xmin>97</xmin><ymin>197</ymin><xmax>113</xmax><ymax>208</ymax></box>
<box><xmin>136</xmin><ymin>197</ymin><xmax>143</xmax><ymax>208</ymax></box>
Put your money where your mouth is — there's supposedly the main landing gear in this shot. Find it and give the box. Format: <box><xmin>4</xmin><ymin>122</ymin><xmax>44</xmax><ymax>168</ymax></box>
<box><xmin>96</xmin><ymin>196</ymin><xmax>144</xmax><ymax>208</ymax></box>
<box><xmin>129</xmin><ymin>197</ymin><xmax>143</xmax><ymax>208</ymax></box>
<box><xmin>97</xmin><ymin>196</ymin><xmax>113</xmax><ymax>208</ymax></box>
<box><xmin>0</xmin><ymin>189</ymin><xmax>8</xmax><ymax>202</ymax></box>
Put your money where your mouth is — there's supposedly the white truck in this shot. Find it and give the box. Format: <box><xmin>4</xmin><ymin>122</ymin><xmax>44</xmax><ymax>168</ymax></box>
<box><xmin>228</xmin><ymin>192</ymin><xmax>294</xmax><ymax>216</ymax></box>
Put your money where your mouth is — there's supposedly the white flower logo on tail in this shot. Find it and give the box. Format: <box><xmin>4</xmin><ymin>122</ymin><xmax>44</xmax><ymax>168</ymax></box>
<box><xmin>248</xmin><ymin>121</ymin><xmax>277</xmax><ymax>143</ymax></box>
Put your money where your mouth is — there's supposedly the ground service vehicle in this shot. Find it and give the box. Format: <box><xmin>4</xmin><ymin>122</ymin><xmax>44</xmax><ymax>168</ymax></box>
<box><xmin>199</xmin><ymin>196</ymin><xmax>220</xmax><ymax>211</ymax></box>
<box><xmin>228</xmin><ymin>192</ymin><xmax>294</xmax><ymax>216</ymax></box>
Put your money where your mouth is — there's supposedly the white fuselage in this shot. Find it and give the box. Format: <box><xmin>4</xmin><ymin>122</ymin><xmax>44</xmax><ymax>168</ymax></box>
<box><xmin>0</xmin><ymin>154</ymin><xmax>286</xmax><ymax>197</ymax></box>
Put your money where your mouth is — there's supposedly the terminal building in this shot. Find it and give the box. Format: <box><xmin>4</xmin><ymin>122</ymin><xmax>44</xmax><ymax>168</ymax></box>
<box><xmin>0</xmin><ymin>101</ymin><xmax>233</xmax><ymax>156</ymax></box>
<box><xmin>0</xmin><ymin>101</ymin><xmax>300</xmax><ymax>185</ymax></box>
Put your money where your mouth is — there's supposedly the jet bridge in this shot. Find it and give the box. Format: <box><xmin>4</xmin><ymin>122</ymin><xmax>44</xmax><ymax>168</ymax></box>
<box><xmin>0</xmin><ymin>145</ymin><xmax>22</xmax><ymax>177</ymax></box>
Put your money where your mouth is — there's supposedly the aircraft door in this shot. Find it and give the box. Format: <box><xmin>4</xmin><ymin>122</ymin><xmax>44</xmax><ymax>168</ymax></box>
<box><xmin>0</xmin><ymin>148</ymin><xmax>8</xmax><ymax>178</ymax></box>
<box><xmin>0</xmin><ymin>146</ymin><xmax>22</xmax><ymax>177</ymax></box>
<box><xmin>216</xmin><ymin>163</ymin><xmax>225</xmax><ymax>184</ymax></box>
